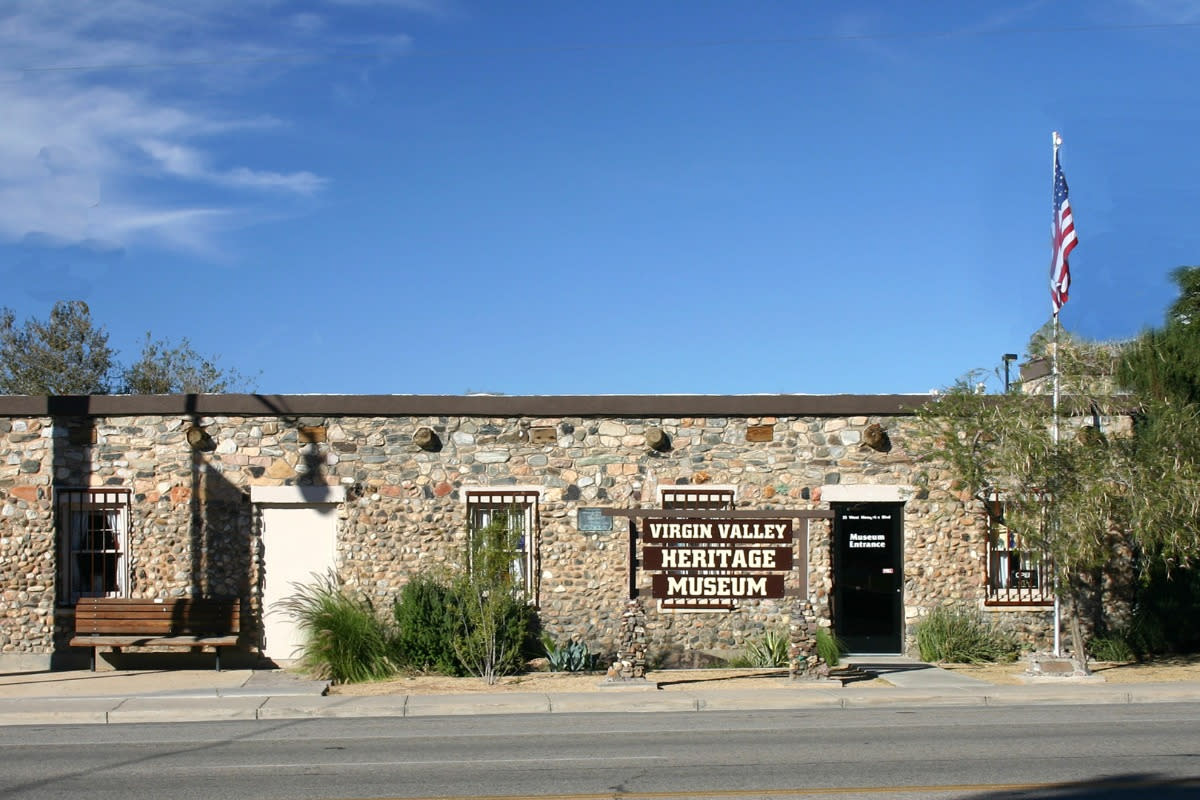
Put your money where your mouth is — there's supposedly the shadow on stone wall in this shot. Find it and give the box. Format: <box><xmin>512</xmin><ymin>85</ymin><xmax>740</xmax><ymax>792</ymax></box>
<box><xmin>49</xmin><ymin>395</ymin><xmax>256</xmax><ymax>669</ymax></box>
<box><xmin>247</xmin><ymin>394</ymin><xmax>337</xmax><ymax>667</ymax></box>
<box><xmin>49</xmin><ymin>396</ymin><xmax>92</xmax><ymax>669</ymax></box>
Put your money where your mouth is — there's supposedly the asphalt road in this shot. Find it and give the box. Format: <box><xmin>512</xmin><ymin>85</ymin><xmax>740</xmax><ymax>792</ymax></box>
<box><xmin>2</xmin><ymin>704</ymin><xmax>1200</xmax><ymax>800</ymax></box>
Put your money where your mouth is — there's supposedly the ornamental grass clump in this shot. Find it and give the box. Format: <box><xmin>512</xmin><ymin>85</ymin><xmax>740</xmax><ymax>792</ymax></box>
<box><xmin>280</xmin><ymin>570</ymin><xmax>398</xmax><ymax>684</ymax></box>
<box><xmin>915</xmin><ymin>605</ymin><xmax>1019</xmax><ymax>664</ymax></box>
<box><xmin>815</xmin><ymin>627</ymin><xmax>844</xmax><ymax>668</ymax></box>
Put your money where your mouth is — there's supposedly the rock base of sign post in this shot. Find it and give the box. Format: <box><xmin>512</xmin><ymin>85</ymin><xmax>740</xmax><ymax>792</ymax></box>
<box><xmin>789</xmin><ymin>602</ymin><xmax>831</xmax><ymax>682</ymax></box>
<box><xmin>603</xmin><ymin>598</ymin><xmax>652</xmax><ymax>686</ymax></box>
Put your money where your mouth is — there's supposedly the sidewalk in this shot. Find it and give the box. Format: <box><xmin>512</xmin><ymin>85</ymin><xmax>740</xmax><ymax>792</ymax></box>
<box><xmin>2</xmin><ymin>659</ymin><xmax>1200</xmax><ymax>727</ymax></box>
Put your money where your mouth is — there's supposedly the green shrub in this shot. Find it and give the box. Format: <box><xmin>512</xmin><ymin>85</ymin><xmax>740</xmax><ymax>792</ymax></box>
<box><xmin>1089</xmin><ymin>634</ymin><xmax>1136</xmax><ymax>662</ymax></box>
<box><xmin>279</xmin><ymin>570</ymin><xmax>398</xmax><ymax>684</ymax></box>
<box><xmin>815</xmin><ymin>627</ymin><xmax>843</xmax><ymax>667</ymax></box>
<box><xmin>393</xmin><ymin>574</ymin><xmax>462</xmax><ymax>675</ymax></box>
<box><xmin>744</xmin><ymin>629</ymin><xmax>791</xmax><ymax>668</ymax></box>
<box><xmin>542</xmin><ymin>635</ymin><xmax>595</xmax><ymax>672</ymax></box>
<box><xmin>915</xmin><ymin>605</ymin><xmax>1019</xmax><ymax>663</ymax></box>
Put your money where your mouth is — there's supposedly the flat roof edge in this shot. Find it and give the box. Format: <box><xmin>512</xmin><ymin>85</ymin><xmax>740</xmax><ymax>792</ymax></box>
<box><xmin>0</xmin><ymin>393</ymin><xmax>932</xmax><ymax>418</ymax></box>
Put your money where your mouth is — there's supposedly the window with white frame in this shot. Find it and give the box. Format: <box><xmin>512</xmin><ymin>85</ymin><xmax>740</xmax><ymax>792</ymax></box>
<box><xmin>57</xmin><ymin>488</ymin><xmax>131</xmax><ymax>604</ymax></box>
<box><xmin>985</xmin><ymin>498</ymin><xmax>1052</xmax><ymax>606</ymax></box>
<box><xmin>465</xmin><ymin>489</ymin><xmax>539</xmax><ymax>600</ymax></box>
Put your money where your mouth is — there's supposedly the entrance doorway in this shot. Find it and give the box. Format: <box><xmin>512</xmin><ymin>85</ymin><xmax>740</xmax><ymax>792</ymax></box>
<box><xmin>251</xmin><ymin>486</ymin><xmax>343</xmax><ymax>663</ymax></box>
<box><xmin>833</xmin><ymin>502</ymin><xmax>904</xmax><ymax>653</ymax></box>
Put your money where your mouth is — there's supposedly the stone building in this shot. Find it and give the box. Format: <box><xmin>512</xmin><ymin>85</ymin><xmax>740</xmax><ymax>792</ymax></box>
<box><xmin>0</xmin><ymin>393</ymin><xmax>1056</xmax><ymax>671</ymax></box>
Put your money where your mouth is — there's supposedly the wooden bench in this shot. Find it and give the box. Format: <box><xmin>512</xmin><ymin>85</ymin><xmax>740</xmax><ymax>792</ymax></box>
<box><xmin>70</xmin><ymin>597</ymin><xmax>241</xmax><ymax>671</ymax></box>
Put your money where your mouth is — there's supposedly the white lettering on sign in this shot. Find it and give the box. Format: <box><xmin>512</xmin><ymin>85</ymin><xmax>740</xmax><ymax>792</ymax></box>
<box><xmin>647</xmin><ymin>522</ymin><xmax>714</xmax><ymax>540</ymax></box>
<box><xmin>659</xmin><ymin>548</ymin><xmax>777</xmax><ymax>570</ymax></box>
<box><xmin>644</xmin><ymin>519</ymin><xmax>793</xmax><ymax>542</ymax></box>
<box><xmin>665</xmin><ymin>576</ymin><xmax>770</xmax><ymax>598</ymax></box>
<box><xmin>718</xmin><ymin>522</ymin><xmax>789</xmax><ymax>540</ymax></box>
<box><xmin>848</xmin><ymin>532</ymin><xmax>887</xmax><ymax>549</ymax></box>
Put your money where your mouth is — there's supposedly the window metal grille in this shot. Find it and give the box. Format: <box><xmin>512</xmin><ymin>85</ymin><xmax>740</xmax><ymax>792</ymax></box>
<box><xmin>661</xmin><ymin>487</ymin><xmax>735</xmax><ymax>510</ymax></box>
<box><xmin>465</xmin><ymin>490</ymin><xmax>539</xmax><ymax>600</ymax></box>
<box><xmin>57</xmin><ymin>488</ymin><xmax>131</xmax><ymax>604</ymax></box>
<box><xmin>984</xmin><ymin>501</ymin><xmax>1053</xmax><ymax>606</ymax></box>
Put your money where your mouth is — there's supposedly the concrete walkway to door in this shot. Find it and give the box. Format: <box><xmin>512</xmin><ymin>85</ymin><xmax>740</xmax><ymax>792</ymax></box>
<box><xmin>843</xmin><ymin>655</ymin><xmax>995</xmax><ymax>690</ymax></box>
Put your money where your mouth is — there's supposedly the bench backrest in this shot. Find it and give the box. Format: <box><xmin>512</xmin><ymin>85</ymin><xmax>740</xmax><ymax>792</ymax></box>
<box><xmin>74</xmin><ymin>598</ymin><xmax>241</xmax><ymax>637</ymax></box>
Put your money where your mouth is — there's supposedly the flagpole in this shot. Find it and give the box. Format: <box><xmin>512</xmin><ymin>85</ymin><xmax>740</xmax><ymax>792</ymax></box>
<box><xmin>1051</xmin><ymin>130</ymin><xmax>1063</xmax><ymax>658</ymax></box>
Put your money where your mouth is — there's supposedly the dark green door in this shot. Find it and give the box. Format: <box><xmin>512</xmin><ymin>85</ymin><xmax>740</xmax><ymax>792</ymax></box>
<box><xmin>833</xmin><ymin>503</ymin><xmax>904</xmax><ymax>653</ymax></box>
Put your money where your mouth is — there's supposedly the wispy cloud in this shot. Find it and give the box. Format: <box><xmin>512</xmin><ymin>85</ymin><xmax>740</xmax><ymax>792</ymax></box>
<box><xmin>1123</xmin><ymin>0</ymin><xmax>1200</xmax><ymax>23</ymax></box>
<box><xmin>0</xmin><ymin>1</ymin><xmax>421</xmax><ymax>255</ymax></box>
<box><xmin>138</xmin><ymin>139</ymin><xmax>327</xmax><ymax>195</ymax></box>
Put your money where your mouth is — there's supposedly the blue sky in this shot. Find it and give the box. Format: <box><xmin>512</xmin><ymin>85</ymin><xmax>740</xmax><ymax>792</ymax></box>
<box><xmin>2</xmin><ymin>1</ymin><xmax>1198</xmax><ymax>396</ymax></box>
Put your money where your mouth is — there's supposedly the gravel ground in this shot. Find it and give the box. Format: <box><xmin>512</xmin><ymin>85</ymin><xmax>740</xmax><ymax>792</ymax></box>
<box><xmin>941</xmin><ymin>654</ymin><xmax>1200</xmax><ymax>685</ymax></box>
<box><xmin>328</xmin><ymin>655</ymin><xmax>1200</xmax><ymax>695</ymax></box>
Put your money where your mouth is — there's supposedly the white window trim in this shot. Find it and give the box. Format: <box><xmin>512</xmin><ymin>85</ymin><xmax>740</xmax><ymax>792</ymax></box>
<box><xmin>464</xmin><ymin>487</ymin><xmax>541</xmax><ymax>600</ymax></box>
<box><xmin>57</xmin><ymin>488</ymin><xmax>131</xmax><ymax>604</ymax></box>
<box><xmin>821</xmin><ymin>484</ymin><xmax>914</xmax><ymax>504</ymax></box>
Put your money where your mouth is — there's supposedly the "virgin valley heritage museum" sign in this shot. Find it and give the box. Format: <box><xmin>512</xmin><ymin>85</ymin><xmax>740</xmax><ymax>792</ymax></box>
<box><xmin>641</xmin><ymin>518</ymin><xmax>796</xmax><ymax>609</ymax></box>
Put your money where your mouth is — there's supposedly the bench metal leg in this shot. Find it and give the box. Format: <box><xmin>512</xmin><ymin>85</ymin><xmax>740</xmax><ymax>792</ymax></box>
<box><xmin>215</xmin><ymin>646</ymin><xmax>222</xmax><ymax>672</ymax></box>
<box><xmin>90</xmin><ymin>647</ymin><xmax>97</xmax><ymax>672</ymax></box>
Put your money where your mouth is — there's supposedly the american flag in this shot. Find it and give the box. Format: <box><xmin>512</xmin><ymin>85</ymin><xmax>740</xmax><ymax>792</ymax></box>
<box><xmin>1050</xmin><ymin>147</ymin><xmax>1077</xmax><ymax>314</ymax></box>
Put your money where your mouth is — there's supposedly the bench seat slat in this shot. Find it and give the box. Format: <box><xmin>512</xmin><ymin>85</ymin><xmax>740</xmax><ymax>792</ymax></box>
<box><xmin>69</xmin><ymin>635</ymin><xmax>240</xmax><ymax>647</ymax></box>
<box><xmin>72</xmin><ymin>597</ymin><xmax>241</xmax><ymax>671</ymax></box>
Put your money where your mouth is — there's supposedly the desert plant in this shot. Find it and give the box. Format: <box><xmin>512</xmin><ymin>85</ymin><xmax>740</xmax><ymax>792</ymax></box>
<box><xmin>744</xmin><ymin>629</ymin><xmax>791</xmax><ymax>668</ymax></box>
<box><xmin>915</xmin><ymin>605</ymin><xmax>1019</xmax><ymax>663</ymax></box>
<box><xmin>452</xmin><ymin>513</ymin><xmax>535</xmax><ymax>684</ymax></box>
<box><xmin>279</xmin><ymin>570</ymin><xmax>398</xmax><ymax>684</ymax></box>
<box><xmin>393</xmin><ymin>573</ymin><xmax>462</xmax><ymax>675</ymax></box>
<box><xmin>815</xmin><ymin>627</ymin><xmax>843</xmax><ymax>668</ymax></box>
<box><xmin>542</xmin><ymin>635</ymin><xmax>595</xmax><ymax>672</ymax></box>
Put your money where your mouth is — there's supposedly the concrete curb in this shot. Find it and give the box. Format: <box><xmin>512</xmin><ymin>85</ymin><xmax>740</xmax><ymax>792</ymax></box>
<box><xmin>4</xmin><ymin>681</ymin><xmax>1200</xmax><ymax>726</ymax></box>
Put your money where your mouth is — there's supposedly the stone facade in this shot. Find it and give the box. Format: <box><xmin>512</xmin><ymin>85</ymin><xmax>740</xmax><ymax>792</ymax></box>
<box><xmin>0</xmin><ymin>394</ymin><xmax>1061</xmax><ymax>669</ymax></box>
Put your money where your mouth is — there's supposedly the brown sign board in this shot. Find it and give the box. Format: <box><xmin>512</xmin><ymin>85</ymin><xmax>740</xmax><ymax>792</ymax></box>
<box><xmin>642</xmin><ymin>518</ymin><xmax>793</xmax><ymax>543</ymax></box>
<box><xmin>642</xmin><ymin>545</ymin><xmax>793</xmax><ymax>571</ymax></box>
<box><xmin>652</xmin><ymin>573</ymin><xmax>786</xmax><ymax>600</ymax></box>
<box><xmin>746</xmin><ymin>424</ymin><xmax>774</xmax><ymax>442</ymax></box>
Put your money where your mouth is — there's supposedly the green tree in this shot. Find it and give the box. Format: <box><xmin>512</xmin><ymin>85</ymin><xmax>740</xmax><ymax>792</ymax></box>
<box><xmin>915</xmin><ymin>332</ymin><xmax>1200</xmax><ymax>668</ymax></box>
<box><xmin>0</xmin><ymin>301</ymin><xmax>114</xmax><ymax>394</ymax></box>
<box><xmin>0</xmin><ymin>301</ymin><xmax>252</xmax><ymax>396</ymax></box>
<box><xmin>1118</xmin><ymin>266</ymin><xmax>1200</xmax><ymax>405</ymax></box>
<box><xmin>120</xmin><ymin>333</ymin><xmax>251</xmax><ymax>394</ymax></box>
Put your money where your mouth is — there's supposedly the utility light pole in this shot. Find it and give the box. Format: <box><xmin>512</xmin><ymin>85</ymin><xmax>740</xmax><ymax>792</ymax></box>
<box><xmin>1002</xmin><ymin>353</ymin><xmax>1018</xmax><ymax>393</ymax></box>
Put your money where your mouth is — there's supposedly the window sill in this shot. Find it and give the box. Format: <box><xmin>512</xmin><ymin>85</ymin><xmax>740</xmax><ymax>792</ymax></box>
<box><xmin>984</xmin><ymin>601</ymin><xmax>1054</xmax><ymax>610</ymax></box>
